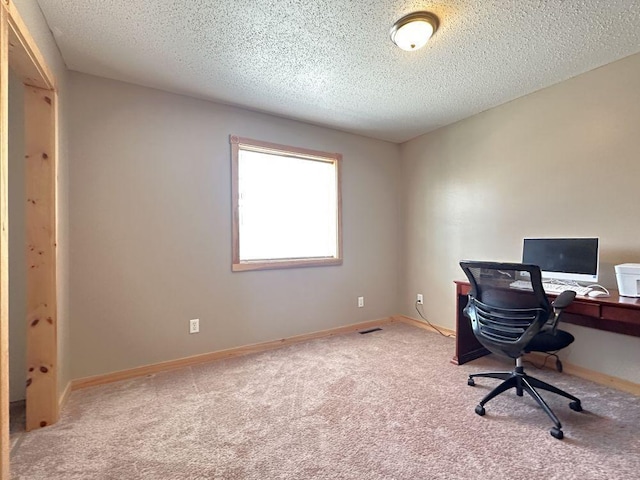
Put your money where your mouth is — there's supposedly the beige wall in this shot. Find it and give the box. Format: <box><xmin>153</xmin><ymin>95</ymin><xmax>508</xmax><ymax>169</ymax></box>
<box><xmin>68</xmin><ymin>72</ymin><xmax>401</xmax><ymax>379</ymax></box>
<box><xmin>13</xmin><ymin>0</ymin><xmax>72</xmax><ymax>397</ymax></box>
<box><xmin>400</xmin><ymin>52</ymin><xmax>640</xmax><ymax>383</ymax></box>
<box><xmin>8</xmin><ymin>70</ymin><xmax>25</xmax><ymax>402</ymax></box>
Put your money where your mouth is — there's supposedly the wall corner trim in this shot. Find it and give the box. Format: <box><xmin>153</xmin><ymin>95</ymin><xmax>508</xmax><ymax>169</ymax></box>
<box><xmin>58</xmin><ymin>381</ymin><xmax>71</xmax><ymax>411</ymax></box>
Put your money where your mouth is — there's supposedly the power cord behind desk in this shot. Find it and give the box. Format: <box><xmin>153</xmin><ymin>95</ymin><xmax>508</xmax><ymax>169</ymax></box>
<box><xmin>415</xmin><ymin>301</ymin><xmax>456</xmax><ymax>338</ymax></box>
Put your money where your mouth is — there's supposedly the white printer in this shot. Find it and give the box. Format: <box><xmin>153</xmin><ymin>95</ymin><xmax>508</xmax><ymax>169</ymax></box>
<box><xmin>615</xmin><ymin>264</ymin><xmax>640</xmax><ymax>298</ymax></box>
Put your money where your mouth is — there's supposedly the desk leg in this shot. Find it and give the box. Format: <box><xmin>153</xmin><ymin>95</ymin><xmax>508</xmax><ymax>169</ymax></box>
<box><xmin>451</xmin><ymin>293</ymin><xmax>490</xmax><ymax>365</ymax></box>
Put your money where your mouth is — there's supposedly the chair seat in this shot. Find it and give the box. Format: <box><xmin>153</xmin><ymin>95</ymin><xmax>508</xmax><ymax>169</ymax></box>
<box><xmin>526</xmin><ymin>329</ymin><xmax>575</xmax><ymax>352</ymax></box>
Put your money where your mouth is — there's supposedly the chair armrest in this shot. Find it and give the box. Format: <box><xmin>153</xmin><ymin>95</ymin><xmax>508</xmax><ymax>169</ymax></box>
<box><xmin>543</xmin><ymin>291</ymin><xmax>576</xmax><ymax>334</ymax></box>
<box><xmin>552</xmin><ymin>290</ymin><xmax>576</xmax><ymax>310</ymax></box>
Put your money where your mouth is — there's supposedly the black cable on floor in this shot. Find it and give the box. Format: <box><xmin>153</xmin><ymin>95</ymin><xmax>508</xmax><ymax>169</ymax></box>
<box><xmin>523</xmin><ymin>352</ymin><xmax>562</xmax><ymax>371</ymax></box>
<box><xmin>415</xmin><ymin>301</ymin><xmax>456</xmax><ymax>338</ymax></box>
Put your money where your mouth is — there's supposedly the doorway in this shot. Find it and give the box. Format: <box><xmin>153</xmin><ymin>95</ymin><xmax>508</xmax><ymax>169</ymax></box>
<box><xmin>1</xmin><ymin>3</ymin><xmax>59</xmax><ymax>478</ymax></box>
<box><xmin>8</xmin><ymin>66</ymin><xmax>26</xmax><ymax>447</ymax></box>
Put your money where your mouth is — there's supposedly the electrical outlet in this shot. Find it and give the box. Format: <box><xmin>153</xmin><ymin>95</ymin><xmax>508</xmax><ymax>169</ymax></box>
<box><xmin>358</xmin><ymin>296</ymin><xmax>364</xmax><ymax>308</ymax></box>
<box><xmin>417</xmin><ymin>294</ymin><xmax>424</xmax><ymax>305</ymax></box>
<box><xmin>189</xmin><ymin>318</ymin><xmax>200</xmax><ymax>334</ymax></box>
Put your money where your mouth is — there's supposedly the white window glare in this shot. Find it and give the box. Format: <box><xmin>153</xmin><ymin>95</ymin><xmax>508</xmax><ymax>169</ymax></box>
<box><xmin>230</xmin><ymin>136</ymin><xmax>342</xmax><ymax>272</ymax></box>
<box><xmin>238</xmin><ymin>150</ymin><xmax>337</xmax><ymax>261</ymax></box>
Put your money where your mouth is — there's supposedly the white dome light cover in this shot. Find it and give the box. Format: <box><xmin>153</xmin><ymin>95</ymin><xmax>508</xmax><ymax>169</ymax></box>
<box><xmin>390</xmin><ymin>12</ymin><xmax>439</xmax><ymax>51</ymax></box>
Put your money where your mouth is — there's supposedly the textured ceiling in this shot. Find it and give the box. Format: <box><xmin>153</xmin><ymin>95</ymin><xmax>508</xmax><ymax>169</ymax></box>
<box><xmin>37</xmin><ymin>0</ymin><xmax>640</xmax><ymax>143</ymax></box>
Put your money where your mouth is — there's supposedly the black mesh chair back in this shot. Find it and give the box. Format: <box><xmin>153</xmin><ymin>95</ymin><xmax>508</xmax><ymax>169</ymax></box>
<box><xmin>459</xmin><ymin>260</ymin><xmax>582</xmax><ymax>440</ymax></box>
<box><xmin>460</xmin><ymin>261</ymin><xmax>551</xmax><ymax>359</ymax></box>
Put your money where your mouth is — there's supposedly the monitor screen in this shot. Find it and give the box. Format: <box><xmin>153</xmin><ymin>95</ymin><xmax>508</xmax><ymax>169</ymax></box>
<box><xmin>522</xmin><ymin>238</ymin><xmax>599</xmax><ymax>283</ymax></box>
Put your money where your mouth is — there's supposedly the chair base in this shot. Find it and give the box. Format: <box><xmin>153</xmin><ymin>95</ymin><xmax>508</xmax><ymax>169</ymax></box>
<box><xmin>468</xmin><ymin>362</ymin><xmax>582</xmax><ymax>439</ymax></box>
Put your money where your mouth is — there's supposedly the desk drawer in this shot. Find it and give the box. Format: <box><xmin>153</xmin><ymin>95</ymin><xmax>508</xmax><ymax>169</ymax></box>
<box><xmin>566</xmin><ymin>301</ymin><xmax>600</xmax><ymax>318</ymax></box>
<box><xmin>602</xmin><ymin>305</ymin><xmax>640</xmax><ymax>324</ymax></box>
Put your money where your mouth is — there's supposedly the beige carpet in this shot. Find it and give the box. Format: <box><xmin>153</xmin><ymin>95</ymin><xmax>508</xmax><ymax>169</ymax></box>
<box><xmin>10</xmin><ymin>322</ymin><xmax>640</xmax><ymax>479</ymax></box>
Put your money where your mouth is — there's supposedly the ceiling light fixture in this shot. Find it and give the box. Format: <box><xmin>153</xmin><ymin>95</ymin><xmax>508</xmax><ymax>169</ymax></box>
<box><xmin>390</xmin><ymin>12</ymin><xmax>439</xmax><ymax>51</ymax></box>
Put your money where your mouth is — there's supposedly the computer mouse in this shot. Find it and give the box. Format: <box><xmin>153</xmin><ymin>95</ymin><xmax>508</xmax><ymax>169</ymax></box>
<box><xmin>588</xmin><ymin>290</ymin><xmax>610</xmax><ymax>298</ymax></box>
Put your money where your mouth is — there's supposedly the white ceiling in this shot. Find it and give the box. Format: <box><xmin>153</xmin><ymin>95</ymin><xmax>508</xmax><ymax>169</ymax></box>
<box><xmin>37</xmin><ymin>0</ymin><xmax>640</xmax><ymax>143</ymax></box>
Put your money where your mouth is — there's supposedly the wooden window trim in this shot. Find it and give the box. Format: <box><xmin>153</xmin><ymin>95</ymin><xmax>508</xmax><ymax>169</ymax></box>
<box><xmin>230</xmin><ymin>135</ymin><xmax>343</xmax><ymax>272</ymax></box>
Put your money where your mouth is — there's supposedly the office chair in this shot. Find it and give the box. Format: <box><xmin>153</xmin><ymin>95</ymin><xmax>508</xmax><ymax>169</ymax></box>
<box><xmin>459</xmin><ymin>261</ymin><xmax>583</xmax><ymax>439</ymax></box>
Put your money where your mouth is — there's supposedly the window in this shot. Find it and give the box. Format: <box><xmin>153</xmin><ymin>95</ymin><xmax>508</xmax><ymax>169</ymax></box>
<box><xmin>230</xmin><ymin>136</ymin><xmax>343</xmax><ymax>272</ymax></box>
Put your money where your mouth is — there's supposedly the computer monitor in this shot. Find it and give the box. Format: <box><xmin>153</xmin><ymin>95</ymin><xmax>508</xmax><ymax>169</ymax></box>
<box><xmin>522</xmin><ymin>237</ymin><xmax>599</xmax><ymax>283</ymax></box>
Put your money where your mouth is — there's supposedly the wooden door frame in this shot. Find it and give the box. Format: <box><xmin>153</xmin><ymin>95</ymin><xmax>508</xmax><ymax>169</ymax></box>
<box><xmin>1</xmin><ymin>0</ymin><xmax>58</xmax><ymax>477</ymax></box>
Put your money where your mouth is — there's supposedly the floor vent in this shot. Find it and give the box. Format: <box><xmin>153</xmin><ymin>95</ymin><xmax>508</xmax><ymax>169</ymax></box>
<box><xmin>359</xmin><ymin>327</ymin><xmax>382</xmax><ymax>334</ymax></box>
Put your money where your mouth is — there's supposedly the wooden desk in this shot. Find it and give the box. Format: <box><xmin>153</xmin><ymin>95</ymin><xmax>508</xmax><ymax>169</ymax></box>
<box><xmin>452</xmin><ymin>281</ymin><xmax>640</xmax><ymax>365</ymax></box>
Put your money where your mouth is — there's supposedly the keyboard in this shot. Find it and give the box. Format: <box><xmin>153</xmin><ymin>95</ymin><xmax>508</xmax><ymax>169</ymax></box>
<box><xmin>509</xmin><ymin>280</ymin><xmax>592</xmax><ymax>296</ymax></box>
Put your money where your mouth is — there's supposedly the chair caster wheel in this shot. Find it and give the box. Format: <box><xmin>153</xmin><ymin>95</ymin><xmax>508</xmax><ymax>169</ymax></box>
<box><xmin>550</xmin><ymin>427</ymin><xmax>564</xmax><ymax>440</ymax></box>
<box><xmin>569</xmin><ymin>401</ymin><xmax>583</xmax><ymax>412</ymax></box>
<box><xmin>475</xmin><ymin>405</ymin><xmax>485</xmax><ymax>416</ymax></box>
<box><xmin>467</xmin><ymin>378</ymin><xmax>475</xmax><ymax>386</ymax></box>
